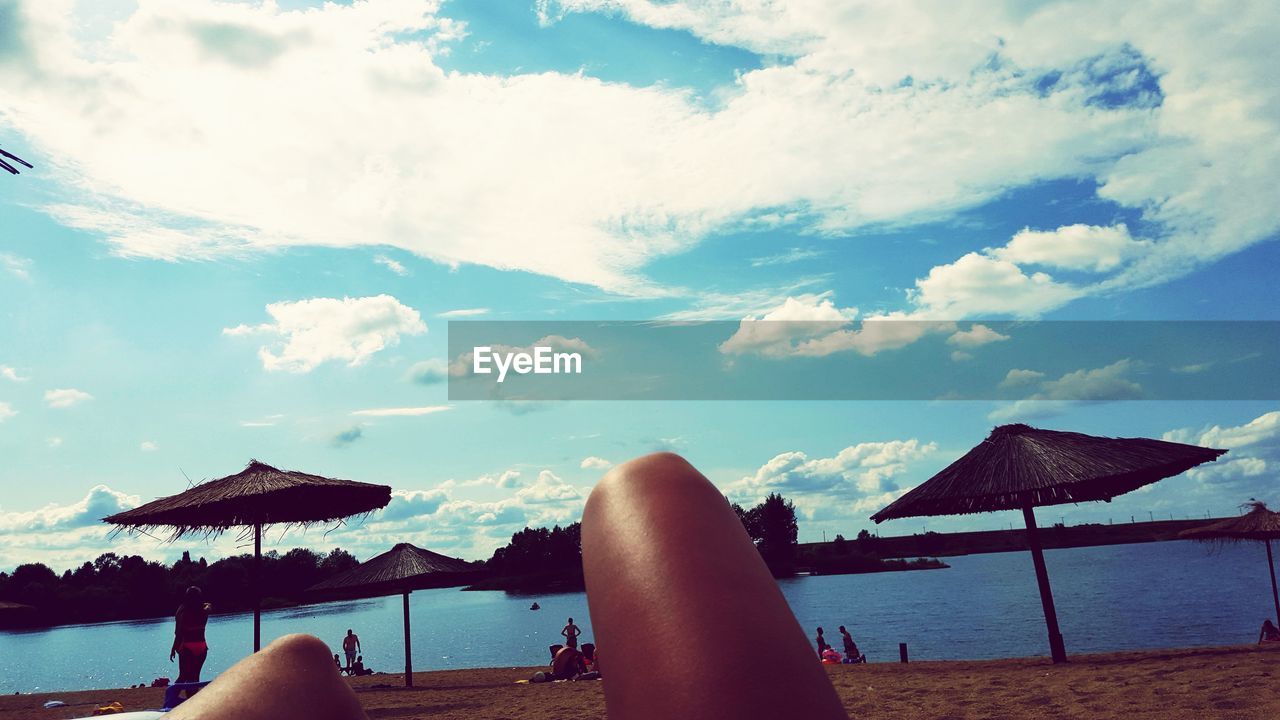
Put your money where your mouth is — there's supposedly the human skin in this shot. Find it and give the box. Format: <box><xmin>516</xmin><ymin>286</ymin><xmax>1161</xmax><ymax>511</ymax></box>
<box><xmin>581</xmin><ymin>452</ymin><xmax>848</xmax><ymax>720</ymax></box>
<box><xmin>168</xmin><ymin>634</ymin><xmax>368</xmax><ymax>720</ymax></box>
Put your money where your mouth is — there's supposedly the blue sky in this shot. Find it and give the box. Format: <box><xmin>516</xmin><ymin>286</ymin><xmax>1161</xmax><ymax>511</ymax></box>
<box><xmin>1</xmin><ymin>0</ymin><xmax>1278</xmax><ymax>571</ymax></box>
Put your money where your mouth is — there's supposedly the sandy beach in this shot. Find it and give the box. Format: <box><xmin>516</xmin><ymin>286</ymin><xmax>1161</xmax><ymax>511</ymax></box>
<box><xmin>3</xmin><ymin>643</ymin><xmax>1278</xmax><ymax>719</ymax></box>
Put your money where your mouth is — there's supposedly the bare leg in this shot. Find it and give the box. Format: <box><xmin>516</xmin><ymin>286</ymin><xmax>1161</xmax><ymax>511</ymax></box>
<box><xmin>168</xmin><ymin>634</ymin><xmax>367</xmax><ymax>720</ymax></box>
<box><xmin>582</xmin><ymin>453</ymin><xmax>847</xmax><ymax>720</ymax></box>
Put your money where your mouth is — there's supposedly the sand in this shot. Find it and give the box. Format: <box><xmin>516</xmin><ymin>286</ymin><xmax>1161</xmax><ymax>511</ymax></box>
<box><xmin>3</xmin><ymin>644</ymin><xmax>1279</xmax><ymax>719</ymax></box>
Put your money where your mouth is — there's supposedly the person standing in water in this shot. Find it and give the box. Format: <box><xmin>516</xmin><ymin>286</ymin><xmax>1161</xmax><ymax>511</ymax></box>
<box><xmin>171</xmin><ymin>586</ymin><xmax>211</xmax><ymax>684</ymax></box>
<box><xmin>562</xmin><ymin>618</ymin><xmax>582</xmax><ymax>649</ymax></box>
<box><xmin>342</xmin><ymin>629</ymin><xmax>362</xmax><ymax>669</ymax></box>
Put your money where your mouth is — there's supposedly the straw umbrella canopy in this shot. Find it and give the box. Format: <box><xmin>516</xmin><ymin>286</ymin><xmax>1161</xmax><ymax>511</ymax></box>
<box><xmin>872</xmin><ymin>423</ymin><xmax>1227</xmax><ymax>663</ymax></box>
<box><xmin>1181</xmin><ymin>500</ymin><xmax>1280</xmax><ymax>626</ymax></box>
<box><xmin>103</xmin><ymin>460</ymin><xmax>392</xmax><ymax>652</ymax></box>
<box><xmin>308</xmin><ymin>543</ymin><xmax>475</xmax><ymax>686</ymax></box>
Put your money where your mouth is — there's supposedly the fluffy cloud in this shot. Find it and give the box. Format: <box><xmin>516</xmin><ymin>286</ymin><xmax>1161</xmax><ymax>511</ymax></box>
<box><xmin>373</xmin><ymin>255</ymin><xmax>408</xmax><ymax>276</ymax></box>
<box><xmin>0</xmin><ymin>401</ymin><xmax>15</xmax><ymax>422</ymax></box>
<box><xmin>1</xmin><ymin>365</ymin><xmax>29</xmax><ymax>382</ymax></box>
<box><xmin>5</xmin><ymin>1</ymin><xmax>1274</xmax><ymax>301</ymax></box>
<box><xmin>580</xmin><ymin>456</ymin><xmax>612</xmax><ymax>470</ymax></box>
<box><xmin>994</xmin><ymin>224</ymin><xmax>1150</xmax><ymax>273</ymax></box>
<box><xmin>1163</xmin><ymin>411</ymin><xmax>1280</xmax><ymax>488</ymax></box>
<box><xmin>946</xmin><ymin>324</ymin><xmax>1010</xmax><ymax>348</ymax></box>
<box><xmin>405</xmin><ymin>359</ymin><xmax>448</xmax><ymax>385</ymax></box>
<box><xmin>379</xmin><ymin>488</ymin><xmax>450</xmax><ymax>522</ymax></box>
<box><xmin>909</xmin><ymin>251</ymin><xmax>1082</xmax><ymax>318</ymax></box>
<box><xmin>224</xmin><ymin>295</ymin><xmax>426</xmax><ymax>372</ymax></box>
<box><xmin>515</xmin><ymin>470</ymin><xmax>581</xmax><ymax>504</ymax></box>
<box><xmin>1000</xmin><ymin>369</ymin><xmax>1046</xmax><ymax>388</ymax></box>
<box><xmin>0</xmin><ymin>485</ymin><xmax>139</xmax><ymax>534</ymax></box>
<box><xmin>719</xmin><ymin>295</ymin><xmax>956</xmax><ymax>358</ymax></box>
<box><xmin>987</xmin><ymin>360</ymin><xmax>1143</xmax><ymax>421</ymax></box>
<box><xmin>729</xmin><ymin>440</ymin><xmax>937</xmax><ymax>503</ymax></box>
<box><xmin>139</xmin><ymin>440</ymin><xmax>158</xmax><ymax>452</ymax></box>
<box><xmin>0</xmin><ymin>252</ymin><xmax>31</xmax><ymax>280</ymax></box>
<box><xmin>44</xmin><ymin>388</ymin><xmax>92</xmax><ymax>408</ymax></box>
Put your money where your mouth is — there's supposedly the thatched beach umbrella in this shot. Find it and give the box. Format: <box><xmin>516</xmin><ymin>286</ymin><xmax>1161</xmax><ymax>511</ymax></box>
<box><xmin>308</xmin><ymin>543</ymin><xmax>474</xmax><ymax>686</ymax></box>
<box><xmin>1181</xmin><ymin>501</ymin><xmax>1280</xmax><ymax>626</ymax></box>
<box><xmin>872</xmin><ymin>423</ymin><xmax>1227</xmax><ymax>663</ymax></box>
<box><xmin>103</xmin><ymin>460</ymin><xmax>392</xmax><ymax>652</ymax></box>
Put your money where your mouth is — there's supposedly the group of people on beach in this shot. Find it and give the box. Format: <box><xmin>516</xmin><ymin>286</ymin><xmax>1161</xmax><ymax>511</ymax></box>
<box><xmin>333</xmin><ymin>629</ymin><xmax>374</xmax><ymax>676</ymax></box>
<box><xmin>530</xmin><ymin>617</ymin><xmax>601</xmax><ymax>683</ymax></box>
<box><xmin>814</xmin><ymin>625</ymin><xmax>867</xmax><ymax>664</ymax></box>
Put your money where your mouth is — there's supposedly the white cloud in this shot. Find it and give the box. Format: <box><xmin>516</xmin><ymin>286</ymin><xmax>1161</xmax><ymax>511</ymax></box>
<box><xmin>379</xmin><ymin>488</ymin><xmax>450</xmax><ymax>522</ymax></box>
<box><xmin>140</xmin><ymin>440</ymin><xmax>158</xmax><ymax>452</ymax></box>
<box><xmin>1000</xmin><ymin>368</ymin><xmax>1046</xmax><ymax>388</ymax></box>
<box><xmin>406</xmin><ymin>358</ymin><xmax>448</xmax><ymax>385</ymax></box>
<box><xmin>1039</xmin><ymin>359</ymin><xmax>1143</xmax><ymax>401</ymax></box>
<box><xmin>750</xmin><ymin>247</ymin><xmax>824</xmax><ymax>267</ymax></box>
<box><xmin>461</xmin><ymin>470</ymin><xmax>524</xmax><ymax>489</ymax></box>
<box><xmin>1163</xmin><ymin>411</ymin><xmax>1280</xmax><ymax>488</ymax></box>
<box><xmin>994</xmin><ymin>224</ymin><xmax>1150</xmax><ymax>272</ymax></box>
<box><xmin>44</xmin><ymin>388</ymin><xmax>92</xmax><ymax>408</ymax></box>
<box><xmin>46</xmin><ymin>436</ymin><xmax>63</xmax><ymax>448</ymax></box>
<box><xmin>718</xmin><ymin>293</ymin><xmax>857</xmax><ymax>358</ymax></box>
<box><xmin>0</xmin><ymin>401</ymin><xmax>15</xmax><ymax>422</ymax></box>
<box><xmin>224</xmin><ymin>295</ymin><xmax>426</xmax><ymax>373</ymax></box>
<box><xmin>947</xmin><ymin>324</ymin><xmax>1010</xmax><ymax>348</ymax></box>
<box><xmin>436</xmin><ymin>308</ymin><xmax>490</xmax><ymax>318</ymax></box>
<box><xmin>580</xmin><ymin>456</ymin><xmax>612</xmax><ymax>470</ymax></box>
<box><xmin>239</xmin><ymin>414</ymin><xmax>284</xmax><ymax>427</ymax></box>
<box><xmin>373</xmin><ymin>254</ymin><xmax>409</xmax><ymax>276</ymax></box>
<box><xmin>987</xmin><ymin>360</ymin><xmax>1142</xmax><ymax>420</ymax></box>
<box><xmin>5</xmin><ymin>0</ymin><xmax>1274</xmax><ymax>301</ymax></box>
<box><xmin>350</xmin><ymin>405</ymin><xmax>452</xmax><ymax>417</ymax></box>
<box><xmin>0</xmin><ymin>485</ymin><xmax>140</xmax><ymax>534</ymax></box>
<box><xmin>909</xmin><ymin>251</ymin><xmax>1082</xmax><ymax>318</ymax></box>
<box><xmin>0</xmin><ymin>253</ymin><xmax>32</xmax><ymax>280</ymax></box>
<box><xmin>516</xmin><ymin>470</ymin><xmax>582</xmax><ymax>504</ymax></box>
<box><xmin>1</xmin><ymin>365</ymin><xmax>29</xmax><ymax>382</ymax></box>
<box><xmin>728</xmin><ymin>439</ymin><xmax>937</xmax><ymax>503</ymax></box>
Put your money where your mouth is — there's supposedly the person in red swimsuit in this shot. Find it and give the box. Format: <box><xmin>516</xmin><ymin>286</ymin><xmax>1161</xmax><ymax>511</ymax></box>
<box><xmin>171</xmin><ymin>586</ymin><xmax>211</xmax><ymax>684</ymax></box>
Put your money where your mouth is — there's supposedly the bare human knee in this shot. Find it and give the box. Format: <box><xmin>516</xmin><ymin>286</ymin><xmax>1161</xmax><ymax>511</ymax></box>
<box><xmin>261</xmin><ymin>633</ymin><xmax>337</xmax><ymax>669</ymax></box>
<box><xmin>585</xmin><ymin>452</ymin><xmax>712</xmax><ymax>524</ymax></box>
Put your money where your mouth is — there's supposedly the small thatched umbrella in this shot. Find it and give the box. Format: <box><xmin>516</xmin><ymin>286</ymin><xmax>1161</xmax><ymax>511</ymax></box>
<box><xmin>872</xmin><ymin>423</ymin><xmax>1227</xmax><ymax>663</ymax></box>
<box><xmin>308</xmin><ymin>543</ymin><xmax>475</xmax><ymax>686</ymax></box>
<box><xmin>104</xmin><ymin>460</ymin><xmax>392</xmax><ymax>652</ymax></box>
<box><xmin>1181</xmin><ymin>500</ymin><xmax>1280</xmax><ymax>626</ymax></box>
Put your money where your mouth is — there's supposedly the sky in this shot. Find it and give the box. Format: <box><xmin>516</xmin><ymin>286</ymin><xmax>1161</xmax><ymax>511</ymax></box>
<box><xmin>1</xmin><ymin>0</ymin><xmax>1278</xmax><ymax>572</ymax></box>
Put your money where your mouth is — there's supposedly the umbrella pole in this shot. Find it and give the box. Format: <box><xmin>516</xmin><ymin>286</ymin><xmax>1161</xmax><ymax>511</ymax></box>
<box><xmin>1268</xmin><ymin>540</ymin><xmax>1280</xmax><ymax>626</ymax></box>
<box><xmin>1022</xmin><ymin>504</ymin><xmax>1067</xmax><ymax>664</ymax></box>
<box><xmin>403</xmin><ymin>590</ymin><xmax>413</xmax><ymax>687</ymax></box>
<box><xmin>254</xmin><ymin>523</ymin><xmax>262</xmax><ymax>653</ymax></box>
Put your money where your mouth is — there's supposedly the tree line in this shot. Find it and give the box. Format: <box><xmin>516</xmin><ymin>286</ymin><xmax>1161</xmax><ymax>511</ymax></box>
<box><xmin>0</xmin><ymin>547</ymin><xmax>359</xmax><ymax>629</ymax></box>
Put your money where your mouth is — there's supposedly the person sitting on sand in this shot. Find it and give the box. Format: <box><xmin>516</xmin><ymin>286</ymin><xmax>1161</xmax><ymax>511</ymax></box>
<box><xmin>551</xmin><ymin>644</ymin><xmax>588</xmax><ymax>680</ymax></box>
<box><xmin>1260</xmin><ymin>619</ymin><xmax>1280</xmax><ymax>643</ymax></box>
<box><xmin>160</xmin><ymin>453</ymin><xmax>848</xmax><ymax>720</ymax></box>
<box><xmin>334</xmin><ymin>654</ymin><xmax>342</xmax><ymax>671</ymax></box>
<box><xmin>351</xmin><ymin>656</ymin><xmax>373</xmax><ymax>676</ymax></box>
<box><xmin>839</xmin><ymin>626</ymin><xmax>866</xmax><ymax>663</ymax></box>
<box><xmin>815</xmin><ymin>627</ymin><xmax>830</xmax><ymax>658</ymax></box>
<box><xmin>562</xmin><ymin>618</ymin><xmax>582</xmax><ymax>649</ymax></box>
<box><xmin>171</xmin><ymin>586</ymin><xmax>211</xmax><ymax>685</ymax></box>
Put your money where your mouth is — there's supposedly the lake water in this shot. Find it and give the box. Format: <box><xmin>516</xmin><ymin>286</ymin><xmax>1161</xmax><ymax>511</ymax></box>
<box><xmin>1</xmin><ymin>540</ymin><xmax>1273</xmax><ymax>693</ymax></box>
